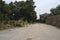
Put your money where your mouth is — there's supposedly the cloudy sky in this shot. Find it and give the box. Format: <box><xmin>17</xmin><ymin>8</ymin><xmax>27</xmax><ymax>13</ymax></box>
<box><xmin>3</xmin><ymin>0</ymin><xmax>60</xmax><ymax>18</ymax></box>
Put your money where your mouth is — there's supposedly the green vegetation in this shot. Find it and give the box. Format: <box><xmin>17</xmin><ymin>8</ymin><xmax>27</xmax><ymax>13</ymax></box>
<box><xmin>0</xmin><ymin>0</ymin><xmax>37</xmax><ymax>30</ymax></box>
<box><xmin>0</xmin><ymin>23</ymin><xmax>5</xmax><ymax>30</ymax></box>
<box><xmin>50</xmin><ymin>5</ymin><xmax>60</xmax><ymax>15</ymax></box>
<box><xmin>0</xmin><ymin>20</ymin><xmax>29</xmax><ymax>30</ymax></box>
<box><xmin>39</xmin><ymin>5</ymin><xmax>60</xmax><ymax>28</ymax></box>
<box><xmin>40</xmin><ymin>5</ymin><xmax>60</xmax><ymax>23</ymax></box>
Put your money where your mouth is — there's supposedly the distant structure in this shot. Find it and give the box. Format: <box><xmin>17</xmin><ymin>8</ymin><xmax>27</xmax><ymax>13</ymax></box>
<box><xmin>40</xmin><ymin>13</ymin><xmax>49</xmax><ymax>23</ymax></box>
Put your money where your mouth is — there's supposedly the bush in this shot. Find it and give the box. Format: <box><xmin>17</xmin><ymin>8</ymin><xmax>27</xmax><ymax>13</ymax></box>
<box><xmin>0</xmin><ymin>20</ymin><xmax>28</xmax><ymax>30</ymax></box>
<box><xmin>0</xmin><ymin>23</ymin><xmax>5</xmax><ymax>30</ymax></box>
<box><xmin>14</xmin><ymin>21</ymin><xmax>24</xmax><ymax>27</ymax></box>
<box><xmin>8</xmin><ymin>20</ymin><xmax>28</xmax><ymax>27</ymax></box>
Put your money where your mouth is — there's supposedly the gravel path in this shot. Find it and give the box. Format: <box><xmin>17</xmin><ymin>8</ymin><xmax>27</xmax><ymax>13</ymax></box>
<box><xmin>0</xmin><ymin>23</ymin><xmax>60</xmax><ymax>40</ymax></box>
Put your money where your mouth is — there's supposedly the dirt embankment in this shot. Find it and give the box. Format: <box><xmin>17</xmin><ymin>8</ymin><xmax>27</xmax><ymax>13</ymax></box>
<box><xmin>46</xmin><ymin>14</ymin><xmax>60</xmax><ymax>28</ymax></box>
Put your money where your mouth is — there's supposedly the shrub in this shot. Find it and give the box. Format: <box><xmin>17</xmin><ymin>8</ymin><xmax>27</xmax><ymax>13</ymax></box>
<box><xmin>0</xmin><ymin>23</ymin><xmax>5</xmax><ymax>30</ymax></box>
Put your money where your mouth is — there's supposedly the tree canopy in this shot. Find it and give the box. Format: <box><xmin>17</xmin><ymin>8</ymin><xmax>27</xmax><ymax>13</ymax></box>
<box><xmin>0</xmin><ymin>0</ymin><xmax>37</xmax><ymax>22</ymax></box>
<box><xmin>50</xmin><ymin>5</ymin><xmax>60</xmax><ymax>15</ymax></box>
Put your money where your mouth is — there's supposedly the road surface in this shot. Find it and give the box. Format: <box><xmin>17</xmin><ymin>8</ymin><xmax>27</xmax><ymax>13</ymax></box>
<box><xmin>0</xmin><ymin>23</ymin><xmax>60</xmax><ymax>40</ymax></box>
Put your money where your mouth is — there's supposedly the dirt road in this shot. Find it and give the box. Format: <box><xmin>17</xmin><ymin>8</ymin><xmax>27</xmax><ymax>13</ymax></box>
<box><xmin>0</xmin><ymin>23</ymin><xmax>60</xmax><ymax>40</ymax></box>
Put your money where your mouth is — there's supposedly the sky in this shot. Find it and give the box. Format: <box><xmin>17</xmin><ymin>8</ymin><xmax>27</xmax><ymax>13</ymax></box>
<box><xmin>3</xmin><ymin>0</ymin><xmax>60</xmax><ymax>19</ymax></box>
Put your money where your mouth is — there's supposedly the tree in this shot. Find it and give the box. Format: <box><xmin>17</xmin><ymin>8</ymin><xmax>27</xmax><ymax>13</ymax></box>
<box><xmin>0</xmin><ymin>0</ymin><xmax>37</xmax><ymax>23</ymax></box>
<box><xmin>9</xmin><ymin>2</ymin><xmax>17</xmax><ymax>20</ymax></box>
<box><xmin>50</xmin><ymin>5</ymin><xmax>60</xmax><ymax>15</ymax></box>
<box><xmin>14</xmin><ymin>0</ymin><xmax>37</xmax><ymax>22</ymax></box>
<box><xmin>22</xmin><ymin>0</ymin><xmax>37</xmax><ymax>22</ymax></box>
<box><xmin>0</xmin><ymin>0</ymin><xmax>5</xmax><ymax>20</ymax></box>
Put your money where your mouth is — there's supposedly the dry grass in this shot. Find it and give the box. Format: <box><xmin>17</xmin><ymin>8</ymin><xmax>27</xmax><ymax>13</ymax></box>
<box><xmin>0</xmin><ymin>20</ymin><xmax>28</xmax><ymax>30</ymax></box>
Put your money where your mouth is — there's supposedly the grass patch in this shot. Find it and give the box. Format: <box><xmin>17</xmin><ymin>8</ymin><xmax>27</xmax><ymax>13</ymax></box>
<box><xmin>0</xmin><ymin>23</ymin><xmax>5</xmax><ymax>30</ymax></box>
